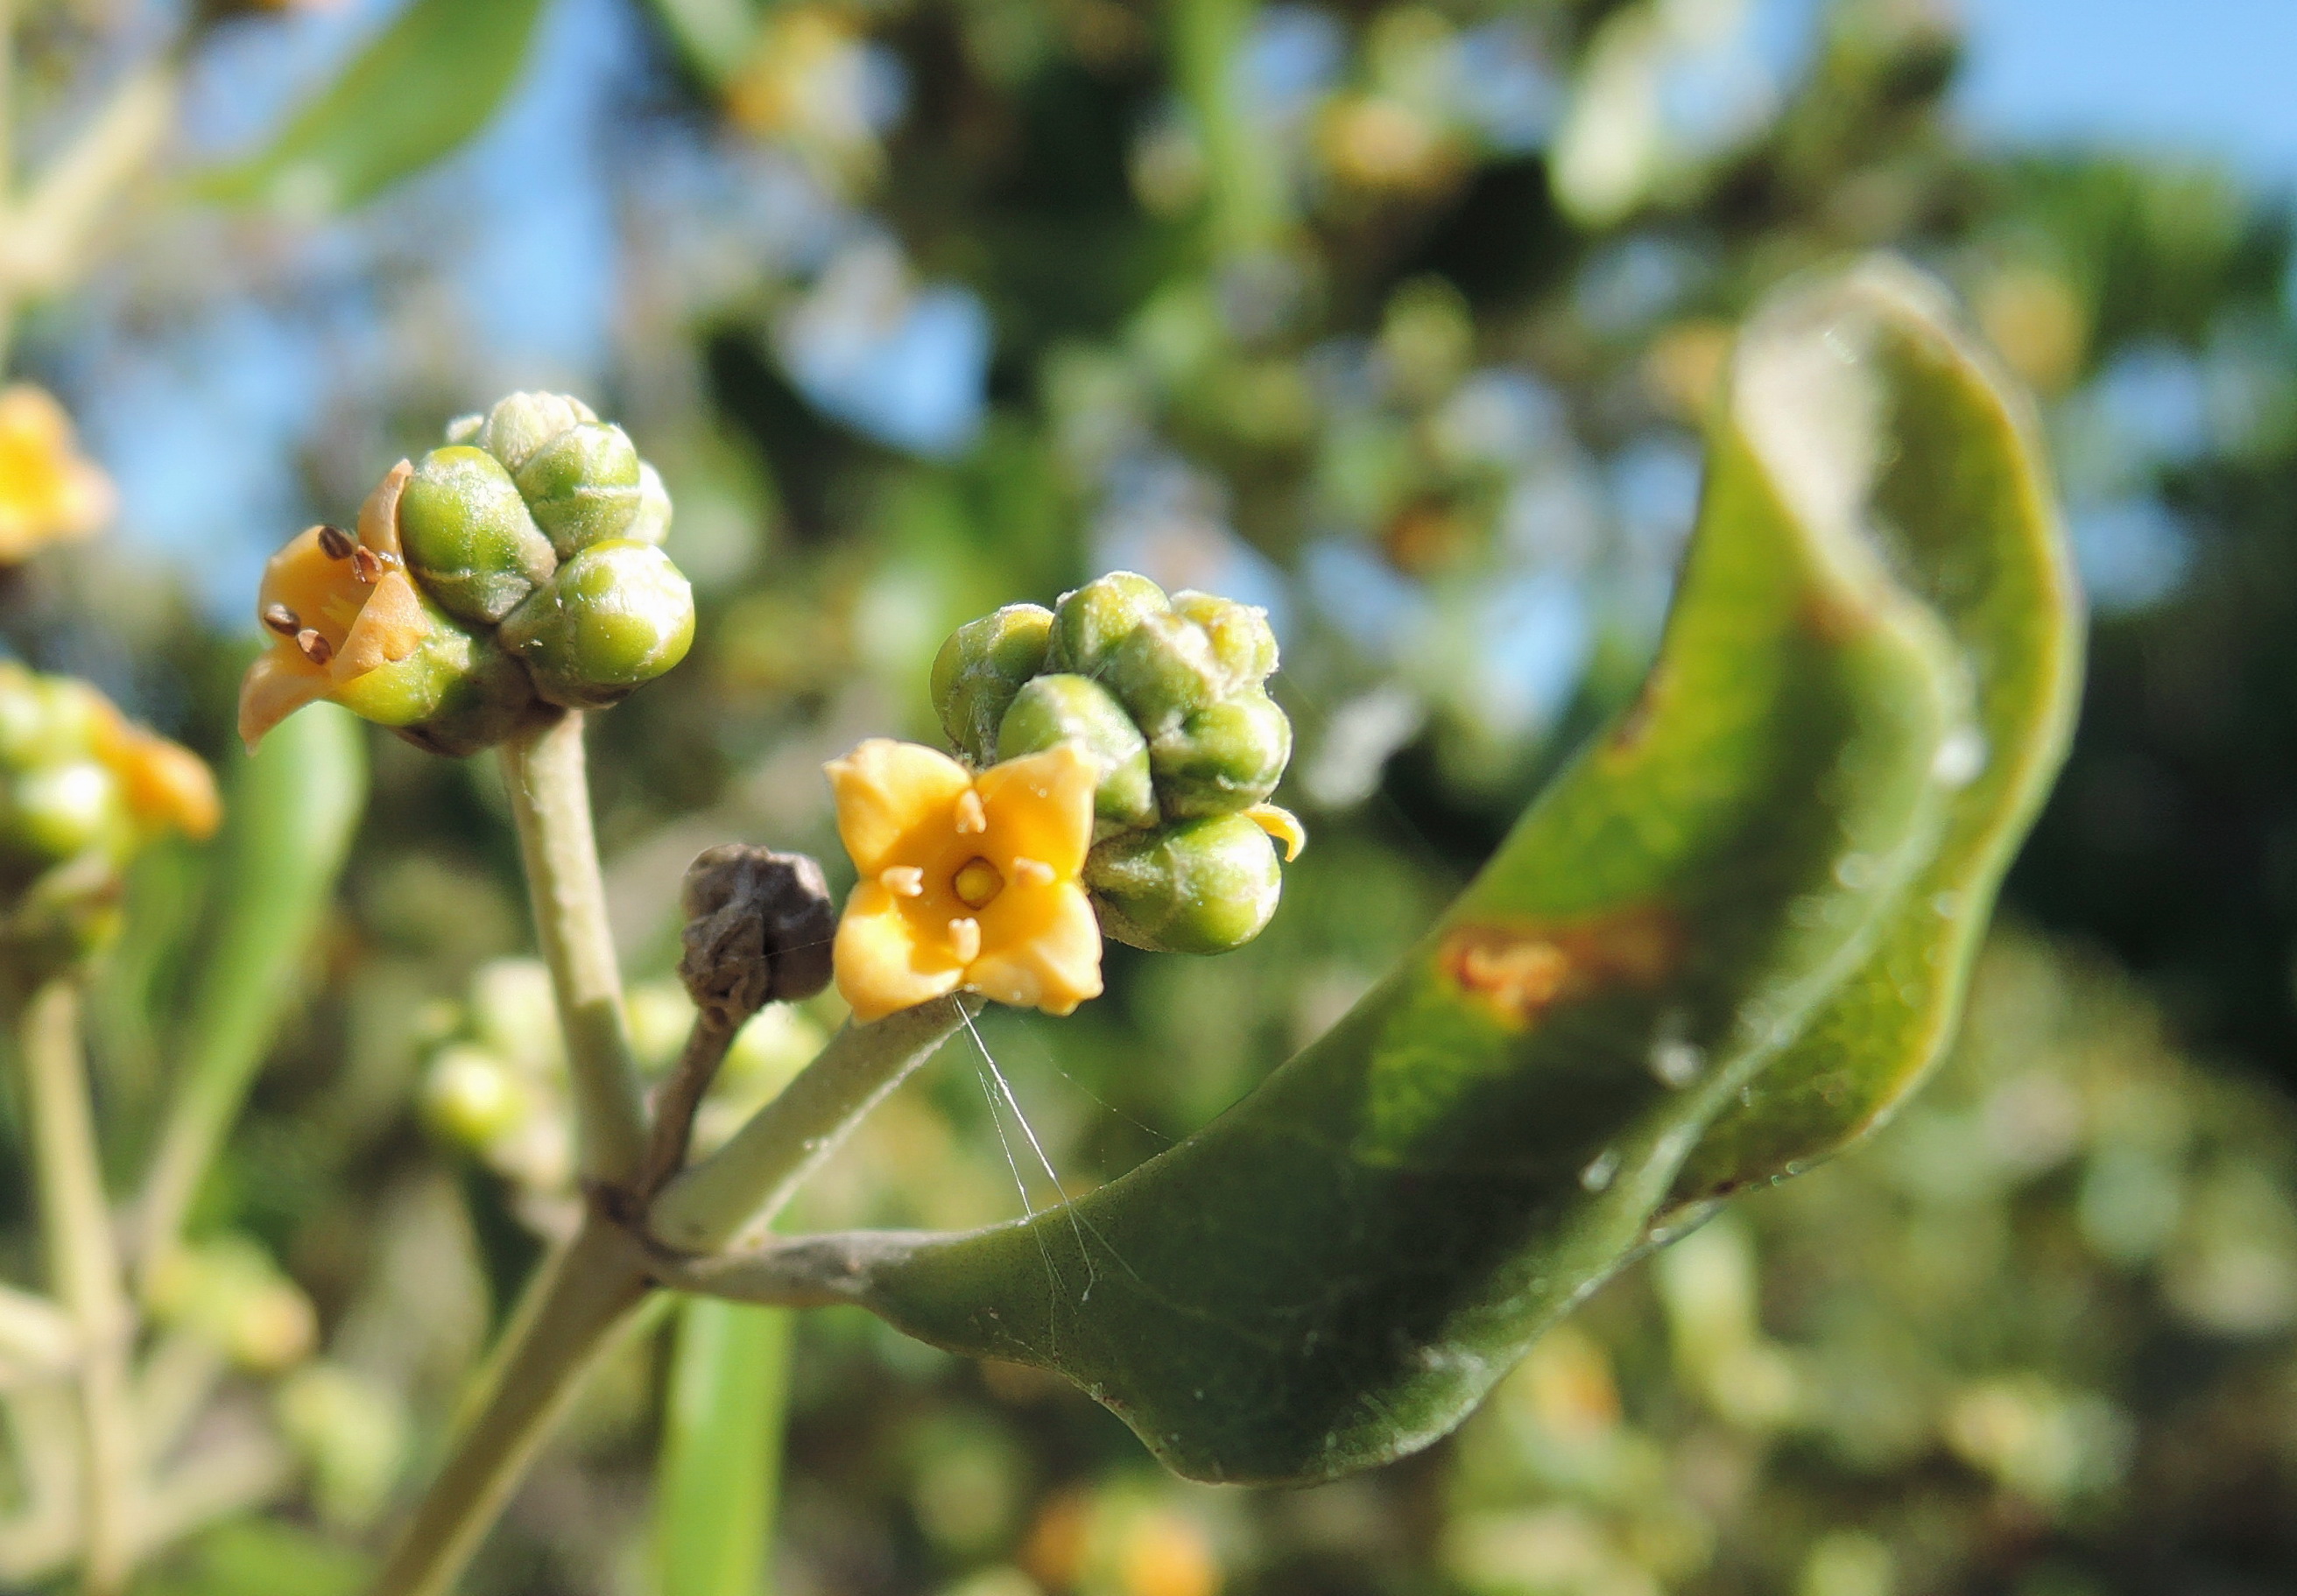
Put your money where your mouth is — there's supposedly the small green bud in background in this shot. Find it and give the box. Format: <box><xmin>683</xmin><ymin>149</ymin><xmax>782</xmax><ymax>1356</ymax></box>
<box><xmin>996</xmin><ymin>673</ymin><xmax>1156</xmax><ymax>831</ymax></box>
<box><xmin>1149</xmin><ymin>688</ymin><xmax>1293</xmax><ymax>818</ymax></box>
<box><xmin>513</xmin><ymin>420</ymin><xmax>643</xmax><ymax>558</ymax></box>
<box><xmin>1085</xmin><ymin>812</ymin><xmax>1283</xmax><ymax>954</ymax></box>
<box><xmin>1047</xmin><ymin>571</ymin><xmax>1167</xmax><ymax>679</ymax></box>
<box><xmin>276</xmin><ymin>1363</ymin><xmax>411</xmax><ymax>1533</ymax></box>
<box><xmin>419</xmin><ymin>1043</ymin><xmax>529</xmax><ymax>1149</ymax></box>
<box><xmin>931</xmin><ymin>603</ymin><xmax>1053</xmax><ymax>763</ymax></box>
<box><xmin>499</xmin><ymin>540</ymin><xmax>696</xmax><ymax>709</ymax></box>
<box><xmin>9</xmin><ymin>761</ymin><xmax>125</xmax><ymax>861</ymax></box>
<box><xmin>145</xmin><ymin>1234</ymin><xmax>318</xmax><ymax>1374</ymax></box>
<box><xmin>473</xmin><ymin>390</ymin><xmax>598</xmax><ymax>475</ymax></box>
<box><xmin>396</xmin><ymin>446</ymin><xmax>558</xmax><ymax>625</ymax></box>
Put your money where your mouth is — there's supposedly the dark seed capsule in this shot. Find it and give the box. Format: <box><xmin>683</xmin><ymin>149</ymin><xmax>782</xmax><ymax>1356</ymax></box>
<box><xmin>262</xmin><ymin>603</ymin><xmax>301</xmax><ymax>636</ymax></box>
<box><xmin>316</xmin><ymin>524</ymin><xmax>356</xmax><ymax>560</ymax></box>
<box><xmin>295</xmin><ymin>629</ymin><xmax>335</xmax><ymax>665</ymax></box>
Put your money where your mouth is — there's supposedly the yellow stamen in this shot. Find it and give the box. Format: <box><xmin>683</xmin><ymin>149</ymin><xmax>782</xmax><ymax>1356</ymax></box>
<box><xmin>881</xmin><ymin>865</ymin><xmax>925</xmax><ymax>896</ymax></box>
<box><xmin>954</xmin><ymin>788</ymin><xmax>988</xmax><ymax>833</ymax></box>
<box><xmin>952</xmin><ymin>856</ymin><xmax>1004</xmax><ymax>909</ymax></box>
<box><xmin>1010</xmin><ymin>856</ymin><xmax>1055</xmax><ymax>887</ymax></box>
<box><xmin>948</xmin><ymin>917</ymin><xmax>982</xmax><ymax>963</ymax></box>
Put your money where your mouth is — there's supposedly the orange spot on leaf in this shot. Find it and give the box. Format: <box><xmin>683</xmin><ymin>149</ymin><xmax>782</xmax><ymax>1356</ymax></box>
<box><xmin>1440</xmin><ymin>907</ymin><xmax>1681</xmax><ymax>1029</ymax></box>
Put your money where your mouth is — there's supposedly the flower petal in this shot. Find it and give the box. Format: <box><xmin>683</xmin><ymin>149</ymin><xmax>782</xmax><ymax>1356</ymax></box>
<box><xmin>357</xmin><ymin>459</ymin><xmax>412</xmax><ymax>558</ymax></box>
<box><xmin>975</xmin><ymin>743</ymin><xmax>1096</xmax><ymax>879</ymax></box>
<box><xmin>834</xmin><ymin>880</ymin><xmax>968</xmax><ymax>1023</ymax></box>
<box><xmin>333</xmin><ymin>569</ymin><xmax>431</xmax><ymax>679</ymax></box>
<box><xmin>825</xmin><ymin>739</ymin><xmax>975</xmax><ymax>877</ymax></box>
<box><xmin>236</xmin><ymin>649</ymin><xmax>330</xmax><ymax>751</ymax></box>
<box><xmin>967</xmin><ymin>880</ymin><xmax>1103</xmax><ymax>1016</ymax></box>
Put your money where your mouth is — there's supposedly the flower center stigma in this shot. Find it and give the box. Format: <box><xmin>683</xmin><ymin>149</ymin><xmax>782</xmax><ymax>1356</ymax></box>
<box><xmin>951</xmin><ymin>856</ymin><xmax>1004</xmax><ymax>909</ymax></box>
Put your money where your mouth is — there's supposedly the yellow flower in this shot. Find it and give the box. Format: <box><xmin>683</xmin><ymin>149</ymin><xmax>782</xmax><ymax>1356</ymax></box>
<box><xmin>90</xmin><ymin>705</ymin><xmax>222</xmax><ymax>843</ymax></box>
<box><xmin>726</xmin><ymin>6</ymin><xmax>887</xmax><ymax>188</ymax></box>
<box><xmin>827</xmin><ymin>739</ymin><xmax>1103</xmax><ymax>1023</ymax></box>
<box><xmin>236</xmin><ymin>461</ymin><xmax>432</xmax><ymax>749</ymax></box>
<box><xmin>0</xmin><ymin>385</ymin><xmax>114</xmax><ymax>562</ymax></box>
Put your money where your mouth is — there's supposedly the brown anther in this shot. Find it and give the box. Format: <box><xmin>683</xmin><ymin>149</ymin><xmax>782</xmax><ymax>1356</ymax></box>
<box><xmin>315</xmin><ymin>524</ymin><xmax>356</xmax><ymax>559</ymax></box>
<box><xmin>295</xmin><ymin>629</ymin><xmax>335</xmax><ymax>666</ymax></box>
<box><xmin>349</xmin><ymin>545</ymin><xmax>396</xmax><ymax>584</ymax></box>
<box><xmin>261</xmin><ymin>602</ymin><xmax>301</xmax><ymax>636</ymax></box>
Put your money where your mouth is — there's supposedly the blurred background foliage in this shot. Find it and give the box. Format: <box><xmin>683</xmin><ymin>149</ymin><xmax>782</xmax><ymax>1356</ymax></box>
<box><xmin>7</xmin><ymin>0</ymin><xmax>2297</xmax><ymax>1591</ymax></box>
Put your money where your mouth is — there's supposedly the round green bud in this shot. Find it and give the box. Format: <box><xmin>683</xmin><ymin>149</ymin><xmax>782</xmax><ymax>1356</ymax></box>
<box><xmin>627</xmin><ymin>461</ymin><xmax>673</xmax><ymax>546</ymax></box>
<box><xmin>397</xmin><ymin>446</ymin><xmax>559</xmax><ymax>625</ymax></box>
<box><xmin>1171</xmin><ymin>590</ymin><xmax>1279</xmax><ymax>693</ymax></box>
<box><xmin>11</xmin><ymin>760</ymin><xmax>126</xmax><ymax>861</ymax></box>
<box><xmin>474</xmin><ymin>390</ymin><xmax>596</xmax><ymax>475</ymax></box>
<box><xmin>1107</xmin><ymin>608</ymin><xmax>1225</xmax><ymax>736</ymax></box>
<box><xmin>329</xmin><ymin>597</ymin><xmax>488</xmax><ymax>733</ymax></box>
<box><xmin>420</xmin><ymin>1044</ymin><xmax>528</xmax><ymax>1149</ymax></box>
<box><xmin>1150</xmin><ymin>688</ymin><xmax>1293</xmax><ymax>818</ymax></box>
<box><xmin>931</xmin><ymin>604</ymin><xmax>1053</xmax><ymax>763</ymax></box>
<box><xmin>498</xmin><ymin>540</ymin><xmax>695</xmax><ymax>709</ymax></box>
<box><xmin>513</xmin><ymin>421</ymin><xmax>644</xmax><ymax>559</ymax></box>
<box><xmin>1048</xmin><ymin>571</ymin><xmax>1169</xmax><ymax>678</ymax></box>
<box><xmin>391</xmin><ymin>640</ymin><xmax>549</xmax><ymax>759</ymax></box>
<box><xmin>996</xmin><ymin>673</ymin><xmax>1156</xmax><ymax>832</ymax></box>
<box><xmin>1085</xmin><ymin>813</ymin><xmax>1282</xmax><ymax>954</ymax></box>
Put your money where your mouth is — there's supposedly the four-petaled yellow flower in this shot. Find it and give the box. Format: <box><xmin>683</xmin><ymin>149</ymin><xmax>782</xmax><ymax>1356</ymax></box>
<box><xmin>828</xmin><ymin>739</ymin><xmax>1103</xmax><ymax>1023</ymax></box>
<box><xmin>0</xmin><ymin>385</ymin><xmax>115</xmax><ymax>563</ymax></box>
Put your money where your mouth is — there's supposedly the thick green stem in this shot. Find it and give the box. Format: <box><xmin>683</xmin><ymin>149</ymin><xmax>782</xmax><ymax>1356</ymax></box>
<box><xmin>365</xmin><ymin>1213</ymin><xmax>655</xmax><ymax>1596</ymax></box>
<box><xmin>1171</xmin><ymin>0</ymin><xmax>1280</xmax><ymax>257</ymax></box>
<box><xmin>18</xmin><ymin>981</ymin><xmax>137</xmax><ymax>1595</ymax></box>
<box><xmin>500</xmin><ymin>712</ymin><xmax>647</xmax><ymax>1187</ymax></box>
<box><xmin>648</xmin><ymin>995</ymin><xmax>976</xmax><ymax>1253</ymax></box>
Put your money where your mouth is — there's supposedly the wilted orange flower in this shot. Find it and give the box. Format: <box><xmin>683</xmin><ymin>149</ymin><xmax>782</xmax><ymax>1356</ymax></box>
<box><xmin>827</xmin><ymin>740</ymin><xmax>1103</xmax><ymax>1023</ymax></box>
<box><xmin>236</xmin><ymin>461</ymin><xmax>430</xmax><ymax>749</ymax></box>
<box><xmin>0</xmin><ymin>385</ymin><xmax>115</xmax><ymax>562</ymax></box>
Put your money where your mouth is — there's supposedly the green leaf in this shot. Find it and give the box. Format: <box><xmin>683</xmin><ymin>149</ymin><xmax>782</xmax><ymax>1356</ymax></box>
<box><xmin>137</xmin><ymin>702</ymin><xmax>368</xmax><ymax>1253</ymax></box>
<box><xmin>196</xmin><ymin>0</ymin><xmax>550</xmax><ymax>213</ymax></box>
<box><xmin>743</xmin><ymin>258</ymin><xmax>2082</xmax><ymax>1485</ymax></box>
<box><xmin>654</xmin><ymin>1297</ymin><xmax>791</xmax><ymax>1596</ymax></box>
<box><xmin>1669</xmin><ymin>261</ymin><xmax>2085</xmax><ymax>1207</ymax></box>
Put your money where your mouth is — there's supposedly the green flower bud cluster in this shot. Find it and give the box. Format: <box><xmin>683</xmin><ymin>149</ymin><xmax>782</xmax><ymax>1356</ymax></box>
<box><xmin>376</xmin><ymin>393</ymin><xmax>692</xmax><ymax>751</ymax></box>
<box><xmin>418</xmin><ymin>958</ymin><xmax>825</xmax><ymax>1220</ymax></box>
<box><xmin>0</xmin><ymin>662</ymin><xmax>217</xmax><ymax>981</ymax></box>
<box><xmin>930</xmin><ymin>572</ymin><xmax>1300</xmax><ymax>954</ymax></box>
